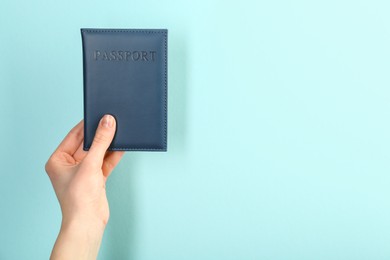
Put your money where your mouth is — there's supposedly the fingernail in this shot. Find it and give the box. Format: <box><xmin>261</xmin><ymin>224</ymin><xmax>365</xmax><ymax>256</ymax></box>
<box><xmin>101</xmin><ymin>115</ymin><xmax>114</xmax><ymax>128</ymax></box>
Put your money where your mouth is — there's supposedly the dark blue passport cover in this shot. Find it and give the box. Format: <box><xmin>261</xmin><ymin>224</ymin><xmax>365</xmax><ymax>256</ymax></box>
<box><xmin>81</xmin><ymin>28</ymin><xmax>167</xmax><ymax>151</ymax></box>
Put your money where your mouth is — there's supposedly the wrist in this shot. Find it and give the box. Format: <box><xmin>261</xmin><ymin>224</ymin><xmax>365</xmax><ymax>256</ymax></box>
<box><xmin>50</xmin><ymin>216</ymin><xmax>106</xmax><ymax>260</ymax></box>
<box><xmin>61</xmin><ymin>215</ymin><xmax>106</xmax><ymax>237</ymax></box>
<box><xmin>61</xmin><ymin>212</ymin><xmax>108</xmax><ymax>232</ymax></box>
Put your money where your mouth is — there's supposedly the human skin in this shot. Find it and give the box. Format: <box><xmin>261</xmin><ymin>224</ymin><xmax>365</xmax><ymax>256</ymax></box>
<box><xmin>45</xmin><ymin>114</ymin><xmax>124</xmax><ymax>259</ymax></box>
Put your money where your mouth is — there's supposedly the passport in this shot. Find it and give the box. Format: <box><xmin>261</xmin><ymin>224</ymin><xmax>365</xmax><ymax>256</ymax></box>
<box><xmin>81</xmin><ymin>28</ymin><xmax>168</xmax><ymax>151</ymax></box>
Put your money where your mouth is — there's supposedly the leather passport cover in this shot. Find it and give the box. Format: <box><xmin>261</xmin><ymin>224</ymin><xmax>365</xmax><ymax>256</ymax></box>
<box><xmin>81</xmin><ymin>28</ymin><xmax>168</xmax><ymax>151</ymax></box>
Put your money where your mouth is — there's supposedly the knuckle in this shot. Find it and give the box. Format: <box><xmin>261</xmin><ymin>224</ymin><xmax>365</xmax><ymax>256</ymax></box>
<box><xmin>44</xmin><ymin>158</ymin><xmax>54</xmax><ymax>174</ymax></box>
<box><xmin>44</xmin><ymin>157</ymin><xmax>60</xmax><ymax>180</ymax></box>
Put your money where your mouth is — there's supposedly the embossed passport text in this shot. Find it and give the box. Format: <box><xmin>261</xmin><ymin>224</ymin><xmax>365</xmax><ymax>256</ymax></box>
<box><xmin>81</xmin><ymin>28</ymin><xmax>168</xmax><ymax>151</ymax></box>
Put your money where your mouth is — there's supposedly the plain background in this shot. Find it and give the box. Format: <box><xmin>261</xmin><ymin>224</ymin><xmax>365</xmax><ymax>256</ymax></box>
<box><xmin>1</xmin><ymin>0</ymin><xmax>390</xmax><ymax>259</ymax></box>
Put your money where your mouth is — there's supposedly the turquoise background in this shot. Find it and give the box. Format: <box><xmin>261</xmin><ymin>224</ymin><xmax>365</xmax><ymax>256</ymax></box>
<box><xmin>1</xmin><ymin>0</ymin><xmax>390</xmax><ymax>259</ymax></box>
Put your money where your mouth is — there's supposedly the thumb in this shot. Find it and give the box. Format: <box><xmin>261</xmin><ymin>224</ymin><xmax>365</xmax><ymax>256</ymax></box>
<box><xmin>86</xmin><ymin>114</ymin><xmax>117</xmax><ymax>165</ymax></box>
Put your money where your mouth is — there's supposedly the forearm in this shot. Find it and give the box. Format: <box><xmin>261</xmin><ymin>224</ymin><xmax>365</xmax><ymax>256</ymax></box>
<box><xmin>50</xmin><ymin>218</ymin><xmax>106</xmax><ymax>260</ymax></box>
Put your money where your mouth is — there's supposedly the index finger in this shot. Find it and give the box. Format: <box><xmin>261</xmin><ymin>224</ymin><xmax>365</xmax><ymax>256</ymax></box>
<box><xmin>53</xmin><ymin>120</ymin><xmax>84</xmax><ymax>156</ymax></box>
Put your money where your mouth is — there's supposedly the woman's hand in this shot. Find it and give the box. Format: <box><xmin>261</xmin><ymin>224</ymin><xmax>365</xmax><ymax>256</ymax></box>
<box><xmin>45</xmin><ymin>115</ymin><xmax>124</xmax><ymax>260</ymax></box>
